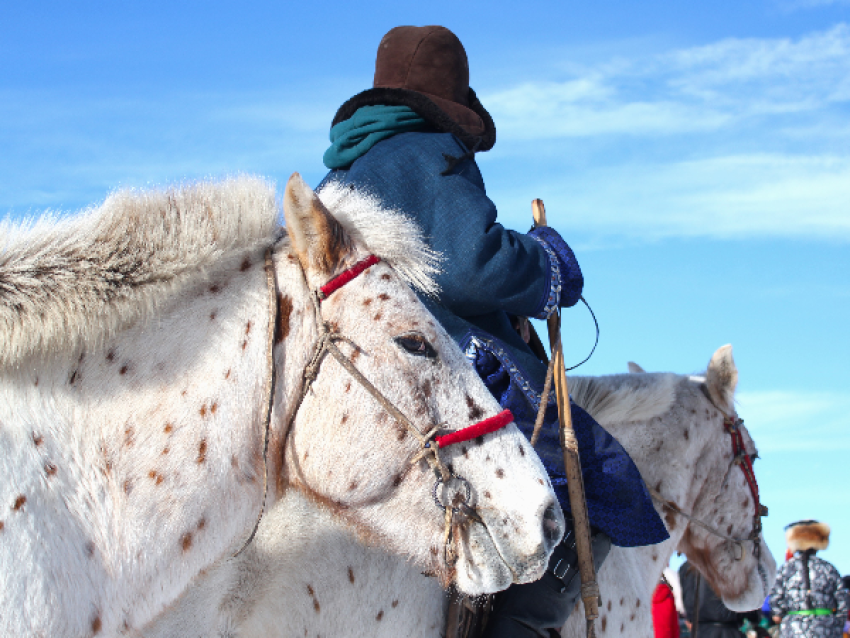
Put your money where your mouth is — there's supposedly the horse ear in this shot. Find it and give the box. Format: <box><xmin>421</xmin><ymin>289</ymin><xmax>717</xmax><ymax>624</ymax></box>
<box><xmin>283</xmin><ymin>172</ymin><xmax>351</xmax><ymax>276</ymax></box>
<box><xmin>627</xmin><ymin>362</ymin><xmax>646</xmax><ymax>373</ymax></box>
<box><xmin>705</xmin><ymin>344</ymin><xmax>738</xmax><ymax>413</ymax></box>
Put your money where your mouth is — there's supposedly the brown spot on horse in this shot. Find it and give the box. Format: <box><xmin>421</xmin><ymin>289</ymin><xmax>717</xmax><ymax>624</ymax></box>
<box><xmin>465</xmin><ymin>395</ymin><xmax>484</xmax><ymax>421</ymax></box>
<box><xmin>198</xmin><ymin>439</ymin><xmax>208</xmax><ymax>464</ymax></box>
<box><xmin>181</xmin><ymin>532</ymin><xmax>193</xmax><ymax>551</ymax></box>
<box><xmin>12</xmin><ymin>495</ymin><xmax>26</xmax><ymax>511</ymax></box>
<box><xmin>275</xmin><ymin>294</ymin><xmax>293</xmax><ymax>344</ymax></box>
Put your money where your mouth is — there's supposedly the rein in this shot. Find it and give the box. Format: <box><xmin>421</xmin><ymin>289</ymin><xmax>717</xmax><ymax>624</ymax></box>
<box><xmin>647</xmin><ymin>403</ymin><xmax>770</xmax><ymax>593</ymax></box>
<box><xmin>298</xmin><ymin>254</ymin><xmax>514</xmax><ymax>564</ymax></box>
<box><xmin>234</xmin><ymin>246</ymin><xmax>280</xmax><ymax>557</ymax></box>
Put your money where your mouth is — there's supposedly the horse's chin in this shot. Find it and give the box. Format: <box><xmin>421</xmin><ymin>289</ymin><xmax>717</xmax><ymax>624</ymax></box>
<box><xmin>721</xmin><ymin>554</ymin><xmax>777</xmax><ymax>611</ymax></box>
<box><xmin>452</xmin><ymin>522</ymin><xmax>549</xmax><ymax>596</ymax></box>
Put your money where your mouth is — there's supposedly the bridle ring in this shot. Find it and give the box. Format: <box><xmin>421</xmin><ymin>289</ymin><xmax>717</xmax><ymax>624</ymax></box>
<box><xmin>433</xmin><ymin>474</ymin><xmax>472</xmax><ymax>511</ymax></box>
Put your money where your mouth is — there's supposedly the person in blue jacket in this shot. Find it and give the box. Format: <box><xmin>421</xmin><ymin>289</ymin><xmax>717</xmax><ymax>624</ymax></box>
<box><xmin>319</xmin><ymin>25</ymin><xmax>668</xmax><ymax>637</ymax></box>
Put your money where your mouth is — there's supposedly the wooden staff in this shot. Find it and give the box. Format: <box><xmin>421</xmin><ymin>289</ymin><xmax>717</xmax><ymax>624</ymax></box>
<box><xmin>532</xmin><ymin>199</ymin><xmax>600</xmax><ymax>638</ymax></box>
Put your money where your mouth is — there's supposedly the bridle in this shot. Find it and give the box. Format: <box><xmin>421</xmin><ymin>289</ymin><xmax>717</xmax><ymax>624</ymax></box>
<box><xmin>647</xmin><ymin>403</ymin><xmax>770</xmax><ymax>594</ymax></box>
<box><xmin>240</xmin><ymin>250</ymin><xmax>515</xmax><ymax>563</ymax></box>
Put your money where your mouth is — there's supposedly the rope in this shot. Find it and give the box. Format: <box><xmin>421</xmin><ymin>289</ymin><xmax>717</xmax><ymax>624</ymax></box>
<box><xmin>233</xmin><ymin>247</ymin><xmax>280</xmax><ymax>557</ymax></box>
<box><xmin>646</xmin><ymin>486</ymin><xmax>747</xmax><ymax>553</ymax></box>
<box><xmin>564</xmin><ymin>296</ymin><xmax>599</xmax><ymax>372</ymax></box>
<box><xmin>530</xmin><ymin>334</ymin><xmax>558</xmax><ymax>447</ymax></box>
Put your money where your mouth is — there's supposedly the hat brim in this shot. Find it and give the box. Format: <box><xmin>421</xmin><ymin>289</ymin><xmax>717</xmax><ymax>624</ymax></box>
<box><xmin>331</xmin><ymin>86</ymin><xmax>495</xmax><ymax>152</ymax></box>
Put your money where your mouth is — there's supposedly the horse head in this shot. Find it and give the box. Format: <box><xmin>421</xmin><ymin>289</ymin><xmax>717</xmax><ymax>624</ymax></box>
<box><xmin>672</xmin><ymin>344</ymin><xmax>776</xmax><ymax>610</ymax></box>
<box><xmin>271</xmin><ymin>174</ymin><xmax>564</xmax><ymax>595</ymax></box>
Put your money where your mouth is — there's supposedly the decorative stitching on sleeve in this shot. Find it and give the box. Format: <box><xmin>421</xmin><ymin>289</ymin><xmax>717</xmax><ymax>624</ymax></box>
<box><xmin>463</xmin><ymin>335</ymin><xmax>557</xmax><ymax>412</ymax></box>
<box><xmin>530</xmin><ymin>234</ymin><xmax>562</xmax><ymax>320</ymax></box>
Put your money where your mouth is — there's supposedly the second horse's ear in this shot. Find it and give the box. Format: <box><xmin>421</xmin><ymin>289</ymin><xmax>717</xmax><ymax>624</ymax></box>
<box><xmin>627</xmin><ymin>362</ymin><xmax>646</xmax><ymax>374</ymax></box>
<box><xmin>283</xmin><ymin>173</ymin><xmax>350</xmax><ymax>277</ymax></box>
<box><xmin>706</xmin><ymin>344</ymin><xmax>738</xmax><ymax>414</ymax></box>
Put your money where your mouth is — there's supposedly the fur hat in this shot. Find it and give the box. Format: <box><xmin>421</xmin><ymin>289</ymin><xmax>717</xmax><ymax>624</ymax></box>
<box><xmin>785</xmin><ymin>520</ymin><xmax>830</xmax><ymax>552</ymax></box>
<box><xmin>330</xmin><ymin>26</ymin><xmax>496</xmax><ymax>152</ymax></box>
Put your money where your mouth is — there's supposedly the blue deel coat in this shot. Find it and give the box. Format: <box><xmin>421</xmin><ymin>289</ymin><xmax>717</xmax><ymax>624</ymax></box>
<box><xmin>319</xmin><ymin>130</ymin><xmax>668</xmax><ymax>547</ymax></box>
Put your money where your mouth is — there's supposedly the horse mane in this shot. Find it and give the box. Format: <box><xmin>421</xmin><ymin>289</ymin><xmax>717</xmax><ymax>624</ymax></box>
<box><xmin>568</xmin><ymin>372</ymin><xmax>679</xmax><ymax>426</ymax></box>
<box><xmin>316</xmin><ymin>181</ymin><xmax>441</xmax><ymax>298</ymax></box>
<box><xmin>0</xmin><ymin>176</ymin><xmax>441</xmax><ymax>365</ymax></box>
<box><xmin>0</xmin><ymin>175</ymin><xmax>279</xmax><ymax>364</ymax></box>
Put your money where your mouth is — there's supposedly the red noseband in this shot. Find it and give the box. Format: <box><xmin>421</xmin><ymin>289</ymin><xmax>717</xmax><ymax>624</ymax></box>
<box><xmin>435</xmin><ymin>409</ymin><xmax>514</xmax><ymax>448</ymax></box>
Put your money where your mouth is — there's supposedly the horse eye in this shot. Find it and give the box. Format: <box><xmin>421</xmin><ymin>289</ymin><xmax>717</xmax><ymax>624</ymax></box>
<box><xmin>394</xmin><ymin>333</ymin><xmax>436</xmax><ymax>358</ymax></box>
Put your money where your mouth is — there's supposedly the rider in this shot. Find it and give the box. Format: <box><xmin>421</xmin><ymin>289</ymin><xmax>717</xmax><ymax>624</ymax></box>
<box><xmin>318</xmin><ymin>25</ymin><xmax>668</xmax><ymax>637</ymax></box>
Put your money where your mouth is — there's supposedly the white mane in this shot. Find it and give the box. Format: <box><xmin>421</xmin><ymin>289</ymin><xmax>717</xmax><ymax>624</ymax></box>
<box><xmin>317</xmin><ymin>180</ymin><xmax>442</xmax><ymax>297</ymax></box>
<box><xmin>0</xmin><ymin>176</ymin><xmax>442</xmax><ymax>365</ymax></box>
<box><xmin>568</xmin><ymin>372</ymin><xmax>678</xmax><ymax>427</ymax></box>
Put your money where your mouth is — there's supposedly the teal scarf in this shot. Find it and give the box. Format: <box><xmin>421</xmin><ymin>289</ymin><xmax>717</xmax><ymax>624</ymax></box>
<box><xmin>323</xmin><ymin>105</ymin><xmax>427</xmax><ymax>169</ymax></box>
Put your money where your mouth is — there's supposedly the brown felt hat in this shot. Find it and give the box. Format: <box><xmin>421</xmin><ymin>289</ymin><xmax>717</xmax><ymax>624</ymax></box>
<box><xmin>331</xmin><ymin>26</ymin><xmax>496</xmax><ymax>152</ymax></box>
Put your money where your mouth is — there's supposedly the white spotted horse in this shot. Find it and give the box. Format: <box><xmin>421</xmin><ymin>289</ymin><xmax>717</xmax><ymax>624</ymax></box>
<box><xmin>0</xmin><ymin>174</ymin><xmax>564</xmax><ymax>637</ymax></box>
<box><xmin>138</xmin><ymin>345</ymin><xmax>776</xmax><ymax>638</ymax></box>
<box><xmin>562</xmin><ymin>345</ymin><xmax>776</xmax><ymax>637</ymax></box>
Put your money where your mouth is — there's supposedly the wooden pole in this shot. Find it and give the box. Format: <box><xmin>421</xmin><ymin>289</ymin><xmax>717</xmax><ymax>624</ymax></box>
<box><xmin>531</xmin><ymin>199</ymin><xmax>600</xmax><ymax>638</ymax></box>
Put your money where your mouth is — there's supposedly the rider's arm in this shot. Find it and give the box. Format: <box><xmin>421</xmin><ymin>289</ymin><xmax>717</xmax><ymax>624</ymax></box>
<box><xmin>326</xmin><ymin>131</ymin><xmax>583</xmax><ymax>318</ymax></box>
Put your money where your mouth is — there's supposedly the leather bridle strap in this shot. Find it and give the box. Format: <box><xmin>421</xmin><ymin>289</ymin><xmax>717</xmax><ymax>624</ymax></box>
<box><xmin>723</xmin><ymin>416</ymin><xmax>761</xmax><ymax>518</ymax></box>
<box><xmin>304</xmin><ymin>254</ymin><xmax>517</xmax><ymax>565</ymax></box>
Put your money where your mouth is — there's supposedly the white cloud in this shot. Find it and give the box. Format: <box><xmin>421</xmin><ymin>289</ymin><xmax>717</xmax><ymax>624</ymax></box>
<box><xmin>489</xmin><ymin>152</ymin><xmax>850</xmax><ymax>242</ymax></box>
<box><xmin>737</xmin><ymin>389</ymin><xmax>850</xmax><ymax>452</ymax></box>
<box><xmin>484</xmin><ymin>24</ymin><xmax>850</xmax><ymax>141</ymax></box>
<box><xmin>480</xmin><ymin>25</ymin><xmax>850</xmax><ymax>242</ymax></box>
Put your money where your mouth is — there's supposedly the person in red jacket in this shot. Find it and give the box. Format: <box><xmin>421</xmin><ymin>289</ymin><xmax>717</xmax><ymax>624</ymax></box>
<box><xmin>653</xmin><ymin>576</ymin><xmax>681</xmax><ymax>638</ymax></box>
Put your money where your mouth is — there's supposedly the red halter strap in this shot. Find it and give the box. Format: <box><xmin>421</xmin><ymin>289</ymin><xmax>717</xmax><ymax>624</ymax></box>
<box><xmin>318</xmin><ymin>255</ymin><xmax>381</xmax><ymax>300</ymax></box>
<box><xmin>435</xmin><ymin>409</ymin><xmax>514</xmax><ymax>448</ymax></box>
<box><xmin>724</xmin><ymin>416</ymin><xmax>761</xmax><ymax>516</ymax></box>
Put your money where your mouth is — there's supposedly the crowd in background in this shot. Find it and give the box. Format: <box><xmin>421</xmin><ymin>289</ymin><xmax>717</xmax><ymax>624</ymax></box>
<box><xmin>654</xmin><ymin>520</ymin><xmax>849</xmax><ymax>638</ymax></box>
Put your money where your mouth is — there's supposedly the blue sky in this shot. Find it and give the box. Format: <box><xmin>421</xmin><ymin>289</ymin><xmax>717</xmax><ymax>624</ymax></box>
<box><xmin>2</xmin><ymin>2</ymin><xmax>849</xmax><ymax>579</ymax></box>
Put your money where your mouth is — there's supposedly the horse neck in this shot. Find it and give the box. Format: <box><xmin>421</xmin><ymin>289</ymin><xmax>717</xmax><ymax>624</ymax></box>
<box><xmin>592</xmin><ymin>374</ymin><xmax>716</xmax><ymax>592</ymax></box>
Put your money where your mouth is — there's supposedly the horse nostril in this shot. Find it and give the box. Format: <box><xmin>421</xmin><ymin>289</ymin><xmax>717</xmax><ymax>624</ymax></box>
<box><xmin>542</xmin><ymin>502</ymin><xmax>563</xmax><ymax>548</ymax></box>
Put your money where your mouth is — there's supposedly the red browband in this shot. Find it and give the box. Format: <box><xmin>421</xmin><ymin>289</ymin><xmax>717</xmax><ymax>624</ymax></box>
<box><xmin>319</xmin><ymin>255</ymin><xmax>381</xmax><ymax>300</ymax></box>
<box><xmin>435</xmin><ymin>409</ymin><xmax>514</xmax><ymax>448</ymax></box>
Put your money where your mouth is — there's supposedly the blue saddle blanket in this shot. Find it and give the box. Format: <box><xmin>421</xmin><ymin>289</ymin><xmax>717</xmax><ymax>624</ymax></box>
<box><xmin>462</xmin><ymin>333</ymin><xmax>669</xmax><ymax>548</ymax></box>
